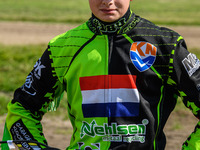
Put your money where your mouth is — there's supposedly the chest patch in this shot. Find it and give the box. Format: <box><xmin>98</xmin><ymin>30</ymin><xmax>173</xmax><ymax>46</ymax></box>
<box><xmin>130</xmin><ymin>42</ymin><xmax>157</xmax><ymax>72</ymax></box>
<box><xmin>80</xmin><ymin>75</ymin><xmax>139</xmax><ymax>118</ymax></box>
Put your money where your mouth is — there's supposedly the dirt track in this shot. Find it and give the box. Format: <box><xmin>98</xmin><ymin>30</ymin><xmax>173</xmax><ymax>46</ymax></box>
<box><xmin>0</xmin><ymin>21</ymin><xmax>200</xmax><ymax>49</ymax></box>
<box><xmin>0</xmin><ymin>21</ymin><xmax>78</xmax><ymax>45</ymax></box>
<box><xmin>0</xmin><ymin>21</ymin><xmax>200</xmax><ymax>150</ymax></box>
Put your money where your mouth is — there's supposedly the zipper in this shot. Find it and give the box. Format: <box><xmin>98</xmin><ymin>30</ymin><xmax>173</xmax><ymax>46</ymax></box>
<box><xmin>108</xmin><ymin>35</ymin><xmax>114</xmax><ymax>115</ymax></box>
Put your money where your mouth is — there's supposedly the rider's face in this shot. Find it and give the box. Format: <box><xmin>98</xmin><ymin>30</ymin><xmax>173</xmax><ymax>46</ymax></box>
<box><xmin>89</xmin><ymin>0</ymin><xmax>132</xmax><ymax>22</ymax></box>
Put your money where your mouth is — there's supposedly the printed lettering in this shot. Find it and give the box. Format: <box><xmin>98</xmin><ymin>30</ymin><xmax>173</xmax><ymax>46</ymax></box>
<box><xmin>92</xmin><ymin>18</ymin><xmax>126</xmax><ymax>33</ymax></box>
<box><xmin>81</xmin><ymin>119</ymin><xmax>148</xmax><ymax>144</ymax></box>
<box><xmin>182</xmin><ymin>53</ymin><xmax>200</xmax><ymax>76</ymax></box>
<box><xmin>10</xmin><ymin>119</ymin><xmax>39</xmax><ymax>149</ymax></box>
<box><xmin>146</xmin><ymin>43</ymin><xmax>157</xmax><ymax>56</ymax></box>
<box><xmin>34</xmin><ymin>58</ymin><xmax>46</xmax><ymax>79</ymax></box>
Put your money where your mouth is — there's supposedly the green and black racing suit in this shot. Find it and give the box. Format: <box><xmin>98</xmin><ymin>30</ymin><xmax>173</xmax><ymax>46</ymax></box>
<box><xmin>2</xmin><ymin>9</ymin><xmax>200</xmax><ymax>150</ymax></box>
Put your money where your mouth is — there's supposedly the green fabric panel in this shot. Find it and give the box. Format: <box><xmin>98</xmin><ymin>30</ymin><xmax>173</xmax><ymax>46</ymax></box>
<box><xmin>48</xmin><ymin>23</ymin><xmax>94</xmax><ymax>84</ymax></box>
<box><xmin>182</xmin><ymin>121</ymin><xmax>200</xmax><ymax>150</ymax></box>
<box><xmin>48</xmin><ymin>22</ymin><xmax>111</xmax><ymax>149</ymax></box>
<box><xmin>1</xmin><ymin>123</ymin><xmax>10</xmax><ymax>150</ymax></box>
<box><xmin>4</xmin><ymin>102</ymin><xmax>46</xmax><ymax>145</ymax></box>
<box><xmin>65</xmin><ymin>35</ymin><xmax>110</xmax><ymax>149</ymax></box>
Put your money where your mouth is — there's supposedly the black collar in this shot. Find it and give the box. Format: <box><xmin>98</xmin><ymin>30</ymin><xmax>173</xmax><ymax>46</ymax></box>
<box><xmin>87</xmin><ymin>8</ymin><xmax>138</xmax><ymax>35</ymax></box>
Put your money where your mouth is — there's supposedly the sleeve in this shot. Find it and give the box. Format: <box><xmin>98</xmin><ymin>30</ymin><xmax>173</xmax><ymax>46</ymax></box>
<box><xmin>169</xmin><ymin>37</ymin><xmax>200</xmax><ymax>149</ymax></box>
<box><xmin>2</xmin><ymin>46</ymin><xmax>64</xmax><ymax>150</ymax></box>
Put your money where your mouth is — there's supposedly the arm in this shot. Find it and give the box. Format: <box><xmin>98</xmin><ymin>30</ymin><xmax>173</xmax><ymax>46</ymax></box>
<box><xmin>169</xmin><ymin>37</ymin><xmax>200</xmax><ymax>149</ymax></box>
<box><xmin>2</xmin><ymin>47</ymin><xmax>64</xmax><ymax>150</ymax></box>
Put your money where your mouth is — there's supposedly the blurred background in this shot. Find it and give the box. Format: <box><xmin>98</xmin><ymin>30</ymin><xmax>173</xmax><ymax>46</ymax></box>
<box><xmin>0</xmin><ymin>0</ymin><xmax>200</xmax><ymax>24</ymax></box>
<box><xmin>0</xmin><ymin>0</ymin><xmax>200</xmax><ymax>149</ymax></box>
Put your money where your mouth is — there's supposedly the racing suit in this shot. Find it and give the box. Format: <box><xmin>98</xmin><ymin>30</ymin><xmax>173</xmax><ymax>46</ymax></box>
<box><xmin>2</xmin><ymin>9</ymin><xmax>200</xmax><ymax>150</ymax></box>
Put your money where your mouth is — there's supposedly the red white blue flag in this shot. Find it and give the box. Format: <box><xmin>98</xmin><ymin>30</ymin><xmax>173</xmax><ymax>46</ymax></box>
<box><xmin>79</xmin><ymin>75</ymin><xmax>140</xmax><ymax>118</ymax></box>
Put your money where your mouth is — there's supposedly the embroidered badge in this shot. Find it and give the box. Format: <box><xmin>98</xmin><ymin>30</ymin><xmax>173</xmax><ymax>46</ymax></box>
<box><xmin>130</xmin><ymin>42</ymin><xmax>157</xmax><ymax>72</ymax></box>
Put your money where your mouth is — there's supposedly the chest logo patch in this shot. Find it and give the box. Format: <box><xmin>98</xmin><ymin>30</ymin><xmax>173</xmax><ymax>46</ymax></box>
<box><xmin>80</xmin><ymin>75</ymin><xmax>139</xmax><ymax>118</ymax></box>
<box><xmin>130</xmin><ymin>42</ymin><xmax>157</xmax><ymax>72</ymax></box>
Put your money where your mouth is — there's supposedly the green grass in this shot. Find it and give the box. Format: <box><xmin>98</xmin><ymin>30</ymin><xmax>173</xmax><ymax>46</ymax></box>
<box><xmin>0</xmin><ymin>93</ymin><xmax>11</xmax><ymax>115</ymax></box>
<box><xmin>0</xmin><ymin>44</ymin><xmax>46</xmax><ymax>92</ymax></box>
<box><xmin>132</xmin><ymin>0</ymin><xmax>200</xmax><ymax>25</ymax></box>
<box><xmin>0</xmin><ymin>44</ymin><xmax>45</xmax><ymax>115</ymax></box>
<box><xmin>0</xmin><ymin>0</ymin><xmax>90</xmax><ymax>23</ymax></box>
<box><xmin>0</xmin><ymin>44</ymin><xmax>69</xmax><ymax>115</ymax></box>
<box><xmin>0</xmin><ymin>0</ymin><xmax>200</xmax><ymax>25</ymax></box>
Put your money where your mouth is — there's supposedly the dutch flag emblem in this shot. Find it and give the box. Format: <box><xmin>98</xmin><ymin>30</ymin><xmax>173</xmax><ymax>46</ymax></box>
<box><xmin>79</xmin><ymin>75</ymin><xmax>140</xmax><ymax>118</ymax></box>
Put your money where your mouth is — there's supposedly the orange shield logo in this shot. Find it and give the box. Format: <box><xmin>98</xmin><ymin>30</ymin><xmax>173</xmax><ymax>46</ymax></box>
<box><xmin>130</xmin><ymin>42</ymin><xmax>157</xmax><ymax>72</ymax></box>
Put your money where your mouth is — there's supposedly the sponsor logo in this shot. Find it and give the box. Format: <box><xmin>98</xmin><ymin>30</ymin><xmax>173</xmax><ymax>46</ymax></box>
<box><xmin>130</xmin><ymin>42</ymin><xmax>157</xmax><ymax>72</ymax></box>
<box><xmin>21</xmin><ymin>73</ymin><xmax>37</xmax><ymax>96</ymax></box>
<box><xmin>10</xmin><ymin>119</ymin><xmax>39</xmax><ymax>149</ymax></box>
<box><xmin>182</xmin><ymin>53</ymin><xmax>200</xmax><ymax>76</ymax></box>
<box><xmin>78</xmin><ymin>142</ymin><xmax>100</xmax><ymax>150</ymax></box>
<box><xmin>34</xmin><ymin>58</ymin><xmax>46</xmax><ymax>79</ymax></box>
<box><xmin>80</xmin><ymin>119</ymin><xmax>149</xmax><ymax>144</ymax></box>
<box><xmin>79</xmin><ymin>75</ymin><xmax>139</xmax><ymax>117</ymax></box>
